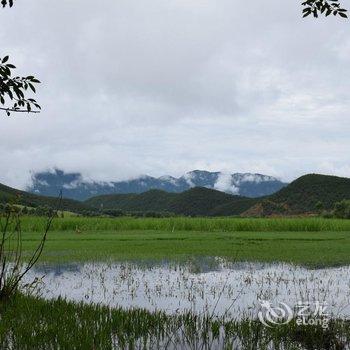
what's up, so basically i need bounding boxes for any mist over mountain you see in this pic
[28,169,287,201]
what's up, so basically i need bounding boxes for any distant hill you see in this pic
[243,174,350,216]
[84,173,350,217]
[28,169,287,200]
[0,183,92,214]
[209,198,260,217]
[85,187,257,216]
[3,173,349,217]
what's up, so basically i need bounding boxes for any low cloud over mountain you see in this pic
[28,169,287,201]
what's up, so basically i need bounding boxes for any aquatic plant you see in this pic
[0,293,349,350]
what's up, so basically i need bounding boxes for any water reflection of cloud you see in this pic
[24,259,350,320]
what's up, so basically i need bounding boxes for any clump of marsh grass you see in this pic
[1,294,349,350]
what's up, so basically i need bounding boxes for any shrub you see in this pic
[333,200,350,219]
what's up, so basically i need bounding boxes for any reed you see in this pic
[1,294,348,350]
[20,216,350,233]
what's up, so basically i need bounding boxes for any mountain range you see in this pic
[1,173,349,217]
[28,169,287,201]
[86,174,350,217]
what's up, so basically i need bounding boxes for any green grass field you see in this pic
[18,216,350,266]
[3,216,350,349]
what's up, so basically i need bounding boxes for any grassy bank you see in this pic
[19,230,350,266]
[21,216,350,233]
[11,216,349,265]
[0,294,348,350]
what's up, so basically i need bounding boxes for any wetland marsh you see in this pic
[3,216,350,349]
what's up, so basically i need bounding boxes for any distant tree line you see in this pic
[0,204,61,217]
[0,203,177,218]
[2,201,349,219]
[317,200,350,219]
[79,208,175,218]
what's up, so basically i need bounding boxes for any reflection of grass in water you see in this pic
[19,228,350,267]
[26,260,349,320]
[1,294,349,349]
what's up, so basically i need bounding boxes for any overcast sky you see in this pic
[1,0,349,189]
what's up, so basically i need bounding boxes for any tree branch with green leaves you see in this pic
[0,56,41,115]
[302,0,348,17]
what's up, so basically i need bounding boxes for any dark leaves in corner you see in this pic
[302,0,348,18]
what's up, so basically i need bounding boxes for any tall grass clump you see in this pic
[1,294,349,350]
[20,216,350,233]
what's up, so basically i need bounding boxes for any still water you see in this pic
[24,258,350,319]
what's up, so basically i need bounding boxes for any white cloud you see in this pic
[214,174,239,194]
[182,172,195,187]
[237,174,276,184]
[0,0,349,189]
